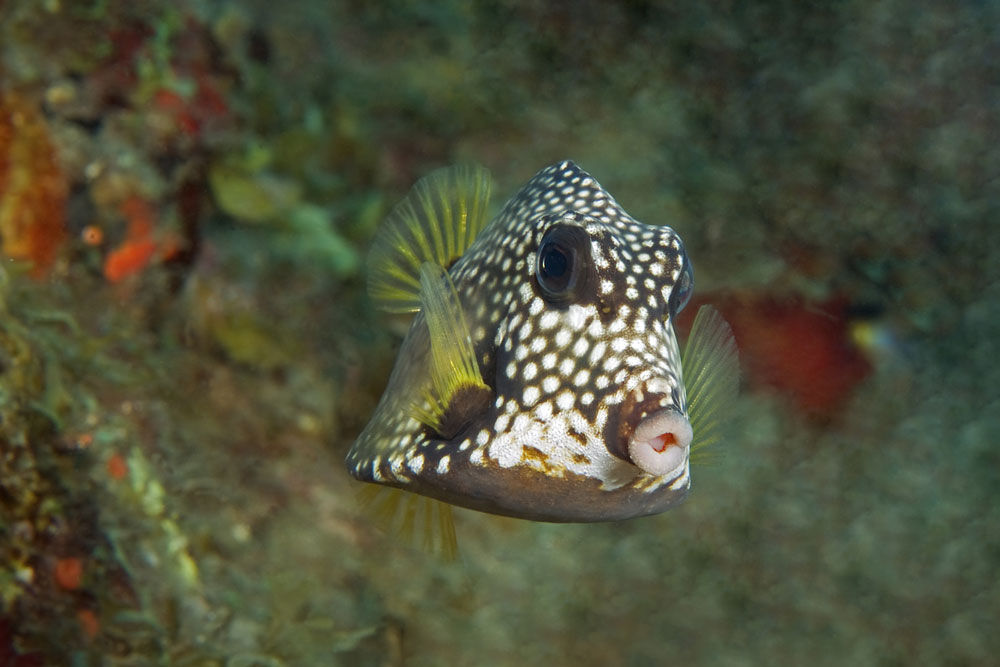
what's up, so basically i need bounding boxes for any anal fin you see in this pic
[356,484,459,560]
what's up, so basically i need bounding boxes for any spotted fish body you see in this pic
[348,161,728,523]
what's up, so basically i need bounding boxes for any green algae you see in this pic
[209,162,303,226]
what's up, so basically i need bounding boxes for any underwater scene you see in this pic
[0,1,997,665]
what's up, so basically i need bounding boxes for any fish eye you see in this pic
[668,258,693,318]
[535,224,590,305]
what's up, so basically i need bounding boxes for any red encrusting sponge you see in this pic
[677,292,871,419]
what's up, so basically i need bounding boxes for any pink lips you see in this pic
[627,408,693,476]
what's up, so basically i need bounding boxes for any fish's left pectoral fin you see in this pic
[411,262,492,439]
[368,165,494,313]
[683,305,740,460]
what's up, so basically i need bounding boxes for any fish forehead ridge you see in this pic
[452,160,687,338]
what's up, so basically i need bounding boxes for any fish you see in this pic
[347,161,738,553]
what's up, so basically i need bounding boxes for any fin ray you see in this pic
[368,165,493,312]
[356,484,459,560]
[682,305,740,458]
[412,263,488,432]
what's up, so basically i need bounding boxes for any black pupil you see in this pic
[541,244,569,283]
[536,223,588,303]
[669,262,693,317]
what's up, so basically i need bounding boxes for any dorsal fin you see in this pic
[682,305,740,462]
[368,165,493,313]
[411,262,490,436]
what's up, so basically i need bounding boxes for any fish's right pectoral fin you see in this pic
[411,262,492,439]
[368,164,494,313]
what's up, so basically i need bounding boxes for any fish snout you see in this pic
[627,407,692,476]
[607,375,692,477]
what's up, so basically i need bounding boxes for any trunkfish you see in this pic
[347,160,738,555]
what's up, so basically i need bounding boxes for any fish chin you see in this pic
[627,407,692,476]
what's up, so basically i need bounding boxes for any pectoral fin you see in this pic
[411,262,491,439]
[682,305,740,461]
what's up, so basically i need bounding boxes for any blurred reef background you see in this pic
[0,0,998,664]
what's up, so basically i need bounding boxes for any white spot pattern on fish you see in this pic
[347,161,737,523]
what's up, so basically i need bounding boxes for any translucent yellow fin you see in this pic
[682,305,740,462]
[368,165,494,313]
[411,262,490,435]
[356,484,459,560]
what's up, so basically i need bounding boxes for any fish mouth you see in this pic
[626,407,692,477]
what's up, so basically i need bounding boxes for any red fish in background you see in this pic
[677,292,872,419]
[103,196,159,283]
[103,195,184,284]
